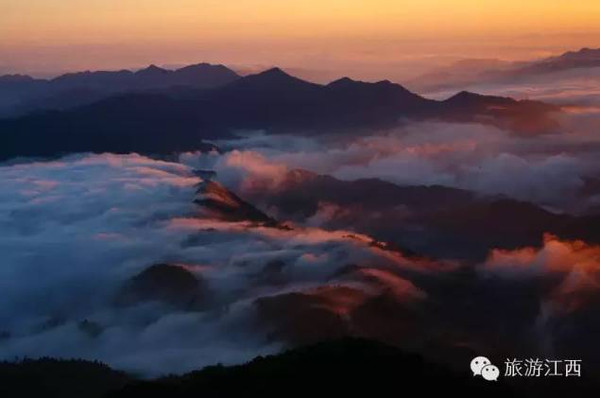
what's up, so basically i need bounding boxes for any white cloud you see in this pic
[0,152,419,375]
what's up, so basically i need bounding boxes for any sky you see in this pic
[1,0,599,80]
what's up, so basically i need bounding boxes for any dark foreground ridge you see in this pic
[2,338,598,398]
[0,358,130,398]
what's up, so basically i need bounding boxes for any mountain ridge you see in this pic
[409,47,600,93]
[0,63,241,117]
[0,66,560,161]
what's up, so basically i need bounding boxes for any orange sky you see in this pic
[1,0,599,79]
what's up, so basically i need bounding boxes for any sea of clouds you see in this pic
[182,117,600,213]
[1,130,599,375]
[1,65,600,375]
[0,152,418,375]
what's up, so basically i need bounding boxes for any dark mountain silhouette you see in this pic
[0,68,559,161]
[246,170,600,261]
[226,67,320,92]
[114,264,207,310]
[0,93,221,160]
[0,63,240,117]
[194,180,278,225]
[0,74,37,84]
[438,91,561,134]
[109,338,521,398]
[4,339,597,397]
[0,358,130,398]
[203,68,433,130]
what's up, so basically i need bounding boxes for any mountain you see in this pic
[198,68,438,130]
[109,338,519,398]
[194,180,278,225]
[0,92,221,160]
[244,170,600,261]
[114,264,207,310]
[438,91,560,133]
[0,358,130,398]
[0,68,559,161]
[0,74,37,84]
[410,48,600,93]
[508,47,600,76]
[4,338,598,397]
[224,67,320,92]
[0,63,240,117]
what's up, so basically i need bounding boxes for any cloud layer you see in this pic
[0,153,423,375]
[182,118,600,212]
[1,68,599,375]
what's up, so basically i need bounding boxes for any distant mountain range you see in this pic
[0,67,560,161]
[508,47,600,76]
[409,47,600,93]
[0,63,240,117]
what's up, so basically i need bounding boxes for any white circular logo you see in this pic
[470,356,491,376]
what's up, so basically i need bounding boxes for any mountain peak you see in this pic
[443,91,527,114]
[135,64,169,76]
[195,180,277,224]
[444,90,507,105]
[562,47,600,60]
[329,77,397,87]
[231,67,321,91]
[579,47,596,53]
[265,67,285,73]
[173,63,240,81]
[245,67,300,83]
[258,67,293,78]
[450,90,482,100]
[327,77,358,87]
[0,74,35,83]
[326,77,418,100]
[176,62,231,72]
[447,90,513,102]
[572,47,599,55]
[519,47,600,74]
